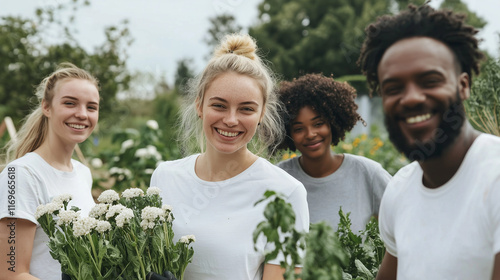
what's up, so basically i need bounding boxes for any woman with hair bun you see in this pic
[150,34,309,280]
[0,63,99,280]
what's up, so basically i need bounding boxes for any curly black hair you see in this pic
[276,73,364,152]
[357,4,484,96]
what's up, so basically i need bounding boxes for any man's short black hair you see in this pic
[357,4,484,95]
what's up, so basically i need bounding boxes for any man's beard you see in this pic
[384,90,466,162]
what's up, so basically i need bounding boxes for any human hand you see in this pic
[147,270,178,280]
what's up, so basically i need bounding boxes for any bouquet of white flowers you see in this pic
[35,187,195,280]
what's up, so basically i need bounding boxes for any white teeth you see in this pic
[217,129,238,137]
[406,113,431,124]
[68,124,86,129]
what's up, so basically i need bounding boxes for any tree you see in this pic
[204,14,242,59]
[439,0,487,30]
[248,0,486,81]
[249,0,397,80]
[0,0,131,127]
[174,58,196,95]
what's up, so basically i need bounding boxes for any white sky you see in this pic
[2,0,499,87]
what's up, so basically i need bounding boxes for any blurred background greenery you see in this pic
[1,0,498,191]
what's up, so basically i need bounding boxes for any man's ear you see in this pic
[458,72,470,100]
[42,99,51,118]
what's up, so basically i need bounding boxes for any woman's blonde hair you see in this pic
[5,62,99,162]
[178,33,284,156]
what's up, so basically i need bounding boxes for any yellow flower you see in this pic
[342,143,353,151]
[353,138,360,148]
[282,153,290,160]
[360,134,367,141]
[290,153,297,159]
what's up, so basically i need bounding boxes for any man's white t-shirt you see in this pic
[0,153,95,280]
[379,134,500,279]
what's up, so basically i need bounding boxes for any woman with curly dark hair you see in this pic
[276,73,391,234]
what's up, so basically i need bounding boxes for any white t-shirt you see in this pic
[379,134,500,279]
[150,154,309,280]
[0,153,95,280]
[278,153,390,233]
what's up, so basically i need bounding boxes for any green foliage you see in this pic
[465,58,500,136]
[333,126,408,175]
[174,58,196,95]
[0,1,131,126]
[337,209,385,279]
[92,120,178,192]
[254,191,349,280]
[249,0,393,80]
[254,192,386,279]
[439,0,487,29]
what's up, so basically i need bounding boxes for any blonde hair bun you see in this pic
[214,33,257,60]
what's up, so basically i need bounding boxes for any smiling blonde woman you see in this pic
[149,34,309,280]
[0,63,99,280]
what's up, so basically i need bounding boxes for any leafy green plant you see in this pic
[92,120,176,192]
[337,209,385,280]
[466,58,500,136]
[254,192,385,280]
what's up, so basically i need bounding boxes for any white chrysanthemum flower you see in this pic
[141,206,165,221]
[166,213,173,223]
[146,145,162,161]
[52,194,72,205]
[73,217,98,237]
[146,187,161,196]
[110,167,122,174]
[56,210,80,226]
[179,234,196,243]
[162,204,173,212]
[146,120,159,130]
[135,148,148,158]
[121,139,134,152]
[140,219,156,230]
[90,158,103,169]
[106,204,126,219]
[36,202,63,219]
[97,190,120,204]
[123,168,132,178]
[35,204,48,219]
[95,220,112,233]
[115,208,134,228]
[89,204,109,219]
[113,156,120,162]
[122,188,144,199]
[144,168,154,175]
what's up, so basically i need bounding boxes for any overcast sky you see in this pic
[2,0,499,86]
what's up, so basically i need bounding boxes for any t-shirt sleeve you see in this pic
[266,183,309,266]
[0,164,41,224]
[369,164,392,216]
[378,181,397,257]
